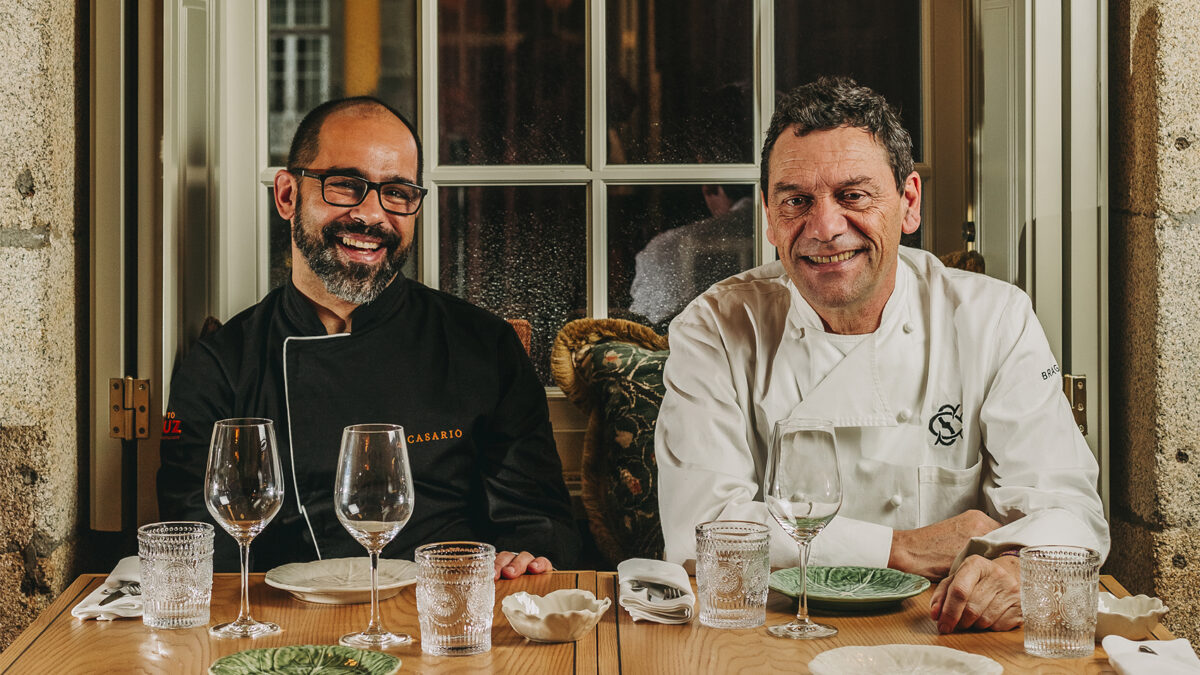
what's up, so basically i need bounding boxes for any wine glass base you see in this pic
[767,620,838,639]
[209,620,281,639]
[339,631,412,649]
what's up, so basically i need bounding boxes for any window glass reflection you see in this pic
[267,0,417,166]
[440,186,588,384]
[438,0,586,165]
[606,0,754,164]
[609,184,756,333]
[774,0,923,162]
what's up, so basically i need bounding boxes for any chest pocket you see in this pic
[917,459,984,526]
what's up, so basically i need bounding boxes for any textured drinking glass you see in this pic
[415,542,496,656]
[335,423,414,648]
[137,521,214,629]
[1020,545,1101,658]
[763,418,842,639]
[696,520,770,629]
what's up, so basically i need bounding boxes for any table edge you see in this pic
[0,575,102,672]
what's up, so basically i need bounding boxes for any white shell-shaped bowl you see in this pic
[1096,591,1168,640]
[501,589,611,643]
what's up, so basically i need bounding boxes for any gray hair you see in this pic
[760,76,913,195]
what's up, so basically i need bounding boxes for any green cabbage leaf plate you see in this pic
[208,645,400,675]
[769,565,930,612]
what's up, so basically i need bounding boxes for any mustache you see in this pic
[321,220,403,250]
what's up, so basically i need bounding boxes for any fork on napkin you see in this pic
[1102,635,1200,674]
[617,558,695,624]
[71,556,142,621]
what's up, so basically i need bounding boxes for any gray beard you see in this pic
[292,209,411,306]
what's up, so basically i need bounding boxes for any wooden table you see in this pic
[0,572,1173,674]
[0,571,602,674]
[591,574,1175,674]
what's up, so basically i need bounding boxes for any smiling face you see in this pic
[274,107,421,308]
[764,125,921,334]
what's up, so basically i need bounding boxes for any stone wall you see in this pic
[0,0,84,647]
[1110,0,1200,643]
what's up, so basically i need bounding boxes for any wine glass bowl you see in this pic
[334,423,414,648]
[205,418,284,639]
[763,418,842,639]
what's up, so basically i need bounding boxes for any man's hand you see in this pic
[494,551,554,580]
[929,553,1021,633]
[888,510,1001,580]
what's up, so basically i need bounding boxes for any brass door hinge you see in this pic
[1062,374,1087,436]
[108,376,150,440]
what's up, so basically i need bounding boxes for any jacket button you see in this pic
[897,408,911,423]
[903,322,914,334]
[889,494,903,508]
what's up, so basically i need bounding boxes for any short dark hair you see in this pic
[287,96,423,184]
[760,76,913,196]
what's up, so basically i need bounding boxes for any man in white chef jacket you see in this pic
[654,76,1109,633]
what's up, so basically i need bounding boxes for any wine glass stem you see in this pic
[366,549,383,633]
[237,540,253,623]
[796,540,811,624]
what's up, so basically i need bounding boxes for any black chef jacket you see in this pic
[157,274,581,572]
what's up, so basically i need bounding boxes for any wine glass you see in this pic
[762,417,842,639]
[205,418,285,638]
[334,423,415,648]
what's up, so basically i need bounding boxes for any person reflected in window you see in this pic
[158,97,581,578]
[629,184,755,331]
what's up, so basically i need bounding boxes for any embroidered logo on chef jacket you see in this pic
[928,404,963,446]
[406,428,464,444]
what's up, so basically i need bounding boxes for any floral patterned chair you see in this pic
[551,318,669,567]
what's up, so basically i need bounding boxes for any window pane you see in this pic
[774,0,923,162]
[268,0,417,166]
[292,0,327,27]
[438,0,586,165]
[265,187,419,291]
[439,186,587,384]
[606,0,754,164]
[609,184,756,332]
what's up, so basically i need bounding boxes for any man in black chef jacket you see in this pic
[158,97,581,577]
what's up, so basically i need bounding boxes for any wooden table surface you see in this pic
[592,574,1175,674]
[0,572,1173,674]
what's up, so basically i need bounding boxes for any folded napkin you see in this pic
[617,558,695,624]
[72,556,141,621]
[1103,635,1200,674]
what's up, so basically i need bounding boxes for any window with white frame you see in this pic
[264,0,936,386]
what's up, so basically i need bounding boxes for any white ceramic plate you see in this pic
[264,557,419,605]
[809,645,1003,675]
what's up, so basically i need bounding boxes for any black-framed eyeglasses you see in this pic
[292,168,428,216]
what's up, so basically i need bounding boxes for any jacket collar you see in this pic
[282,271,411,336]
[784,257,912,335]
[780,261,915,428]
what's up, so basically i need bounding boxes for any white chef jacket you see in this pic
[655,246,1109,572]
